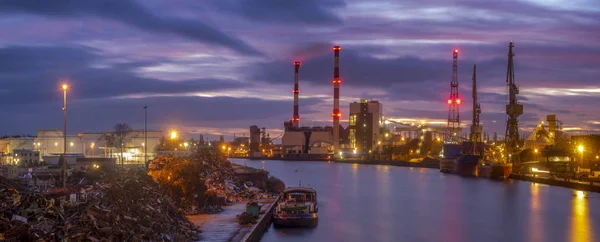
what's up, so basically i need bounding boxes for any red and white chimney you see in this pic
[332,46,341,155]
[293,61,301,127]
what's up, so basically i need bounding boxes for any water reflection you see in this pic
[528,183,544,242]
[230,159,600,242]
[570,190,592,242]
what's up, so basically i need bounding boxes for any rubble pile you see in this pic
[0,171,200,241]
[235,212,256,225]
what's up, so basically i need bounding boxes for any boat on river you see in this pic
[273,187,318,227]
[478,162,512,179]
[455,154,479,176]
[440,144,462,173]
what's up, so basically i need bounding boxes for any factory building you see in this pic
[282,126,333,158]
[348,99,384,154]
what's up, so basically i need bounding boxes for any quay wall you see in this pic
[509,173,600,193]
[241,196,280,242]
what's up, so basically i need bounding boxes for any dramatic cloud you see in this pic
[211,0,346,25]
[0,0,260,55]
[0,0,599,138]
[0,45,249,105]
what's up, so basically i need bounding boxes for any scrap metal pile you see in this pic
[0,172,200,241]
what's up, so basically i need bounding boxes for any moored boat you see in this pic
[440,144,462,173]
[455,154,479,176]
[273,187,318,227]
[478,162,512,179]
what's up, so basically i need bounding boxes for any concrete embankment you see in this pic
[241,196,279,242]
[509,173,600,193]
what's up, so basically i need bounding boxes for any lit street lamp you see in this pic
[61,84,68,188]
[578,145,584,168]
[144,105,147,166]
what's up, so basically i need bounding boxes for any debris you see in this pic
[0,171,199,241]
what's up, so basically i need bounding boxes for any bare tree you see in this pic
[106,123,133,167]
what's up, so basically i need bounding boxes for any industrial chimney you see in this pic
[332,46,341,156]
[293,62,301,127]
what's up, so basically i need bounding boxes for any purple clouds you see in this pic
[0,0,599,139]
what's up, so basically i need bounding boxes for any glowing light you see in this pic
[454,49,459,54]
[184,142,189,147]
[575,190,585,199]
[456,99,461,104]
[447,99,452,104]
[54,142,58,146]
[578,145,584,153]
[222,145,226,150]
[293,61,301,66]
[531,167,549,173]
[70,142,73,147]
[170,131,178,140]
[534,149,539,153]
[353,149,357,154]
[62,84,68,91]
[385,133,389,138]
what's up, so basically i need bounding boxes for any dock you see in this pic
[188,198,278,242]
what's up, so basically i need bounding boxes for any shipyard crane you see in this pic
[505,41,523,162]
[470,64,482,155]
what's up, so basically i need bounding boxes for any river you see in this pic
[231,159,598,242]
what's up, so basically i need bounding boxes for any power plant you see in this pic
[237,42,599,180]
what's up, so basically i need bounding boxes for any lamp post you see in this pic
[62,84,68,188]
[578,145,584,169]
[144,105,147,167]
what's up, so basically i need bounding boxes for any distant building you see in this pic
[348,99,384,154]
[13,149,40,167]
[281,126,333,157]
[250,126,262,158]
[0,136,35,154]
[34,129,162,163]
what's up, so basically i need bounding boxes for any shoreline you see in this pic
[232,158,600,193]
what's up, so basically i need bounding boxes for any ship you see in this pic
[440,143,462,173]
[272,187,318,227]
[455,154,479,176]
[478,162,512,179]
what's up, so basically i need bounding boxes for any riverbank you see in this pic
[509,173,600,193]
[334,158,439,169]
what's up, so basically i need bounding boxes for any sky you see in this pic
[1,0,599,141]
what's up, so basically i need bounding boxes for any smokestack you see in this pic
[332,46,341,156]
[293,62,301,127]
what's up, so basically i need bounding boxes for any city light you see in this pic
[578,145,584,153]
[170,130,178,140]
[184,142,189,148]
[534,148,538,153]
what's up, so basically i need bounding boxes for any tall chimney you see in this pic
[332,46,341,156]
[293,61,301,127]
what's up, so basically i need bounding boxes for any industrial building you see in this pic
[0,129,163,165]
[348,99,384,155]
[282,126,333,158]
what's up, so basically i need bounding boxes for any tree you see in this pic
[106,123,132,167]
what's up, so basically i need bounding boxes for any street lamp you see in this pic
[144,105,147,166]
[578,145,584,168]
[61,84,68,188]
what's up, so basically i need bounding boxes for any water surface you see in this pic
[231,159,598,242]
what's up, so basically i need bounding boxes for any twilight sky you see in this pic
[1,0,599,141]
